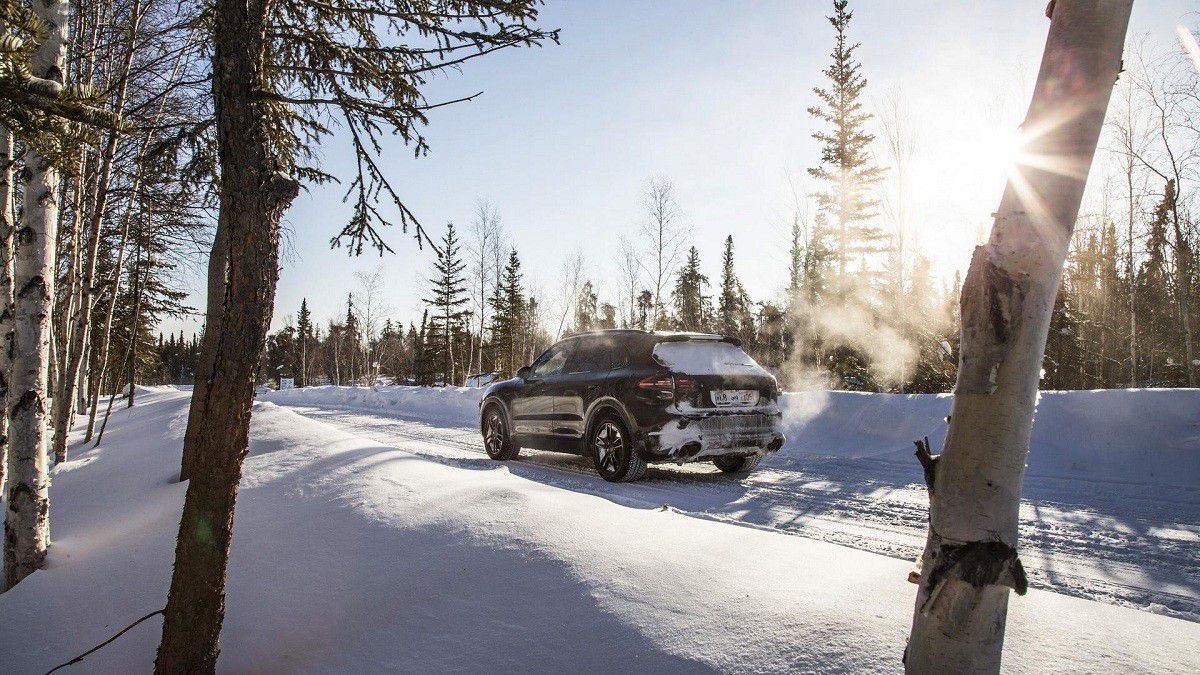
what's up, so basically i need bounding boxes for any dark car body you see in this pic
[480,329,785,467]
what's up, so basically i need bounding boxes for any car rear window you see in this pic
[651,340,761,375]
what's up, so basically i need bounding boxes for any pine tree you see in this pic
[672,246,709,331]
[574,280,598,333]
[807,0,884,283]
[635,290,653,330]
[489,248,525,376]
[414,310,430,386]
[1137,181,1179,385]
[159,5,553,668]
[717,235,750,340]
[424,224,469,385]
[296,299,312,387]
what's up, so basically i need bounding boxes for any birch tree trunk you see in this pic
[83,192,135,442]
[155,0,299,666]
[3,0,68,591]
[51,0,143,462]
[905,1,1132,672]
[0,129,14,498]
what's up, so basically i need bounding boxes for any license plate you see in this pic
[711,389,759,407]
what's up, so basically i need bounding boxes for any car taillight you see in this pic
[673,375,698,399]
[638,373,697,402]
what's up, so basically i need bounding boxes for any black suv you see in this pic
[479,329,785,482]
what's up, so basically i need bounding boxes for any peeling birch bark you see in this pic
[3,0,68,591]
[51,0,144,463]
[905,1,1133,672]
[0,129,14,498]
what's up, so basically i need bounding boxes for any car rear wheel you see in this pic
[713,453,762,475]
[590,415,646,483]
[483,405,520,461]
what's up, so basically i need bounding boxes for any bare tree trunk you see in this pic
[0,130,14,498]
[1123,117,1138,386]
[155,0,299,667]
[83,179,136,442]
[51,0,143,462]
[905,2,1131,672]
[3,0,68,591]
[126,230,145,409]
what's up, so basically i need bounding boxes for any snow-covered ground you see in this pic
[264,384,1200,622]
[0,385,1197,672]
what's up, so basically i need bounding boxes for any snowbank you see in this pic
[2,387,1197,672]
[778,388,1200,487]
[267,384,1200,487]
[264,384,484,427]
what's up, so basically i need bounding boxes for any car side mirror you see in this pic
[517,366,532,380]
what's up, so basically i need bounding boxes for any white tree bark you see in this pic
[3,0,68,590]
[52,0,144,463]
[905,1,1132,672]
[0,129,14,499]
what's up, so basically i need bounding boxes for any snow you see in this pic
[652,339,766,376]
[264,385,1200,622]
[267,384,1200,487]
[0,385,1197,672]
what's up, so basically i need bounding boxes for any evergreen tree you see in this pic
[717,235,751,341]
[414,310,431,386]
[672,246,709,331]
[635,290,653,331]
[574,280,598,333]
[296,299,312,386]
[807,0,884,282]
[489,248,526,376]
[598,303,617,330]
[1137,181,1181,385]
[424,224,470,385]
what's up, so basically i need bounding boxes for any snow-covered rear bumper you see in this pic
[644,408,784,463]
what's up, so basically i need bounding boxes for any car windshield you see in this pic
[651,340,761,376]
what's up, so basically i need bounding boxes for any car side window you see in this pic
[531,343,570,378]
[565,338,597,373]
[567,337,620,374]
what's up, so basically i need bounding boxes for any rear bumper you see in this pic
[640,410,785,463]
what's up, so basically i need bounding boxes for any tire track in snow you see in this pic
[276,402,1200,623]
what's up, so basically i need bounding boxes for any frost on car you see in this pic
[479,329,785,482]
[649,338,785,462]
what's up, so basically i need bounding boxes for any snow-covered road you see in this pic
[277,399,1200,624]
[5,386,1196,673]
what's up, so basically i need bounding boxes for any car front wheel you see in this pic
[483,405,520,461]
[590,416,646,483]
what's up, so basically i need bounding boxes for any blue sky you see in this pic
[164,0,1195,337]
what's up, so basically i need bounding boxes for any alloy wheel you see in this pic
[594,421,624,474]
[485,411,506,458]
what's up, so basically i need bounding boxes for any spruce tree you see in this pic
[296,299,312,386]
[1137,181,1179,384]
[635,290,653,330]
[489,248,525,376]
[424,224,469,385]
[672,246,709,331]
[575,280,598,333]
[807,0,884,283]
[717,235,750,340]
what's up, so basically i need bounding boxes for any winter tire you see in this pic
[482,405,520,460]
[713,453,762,475]
[590,415,646,482]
